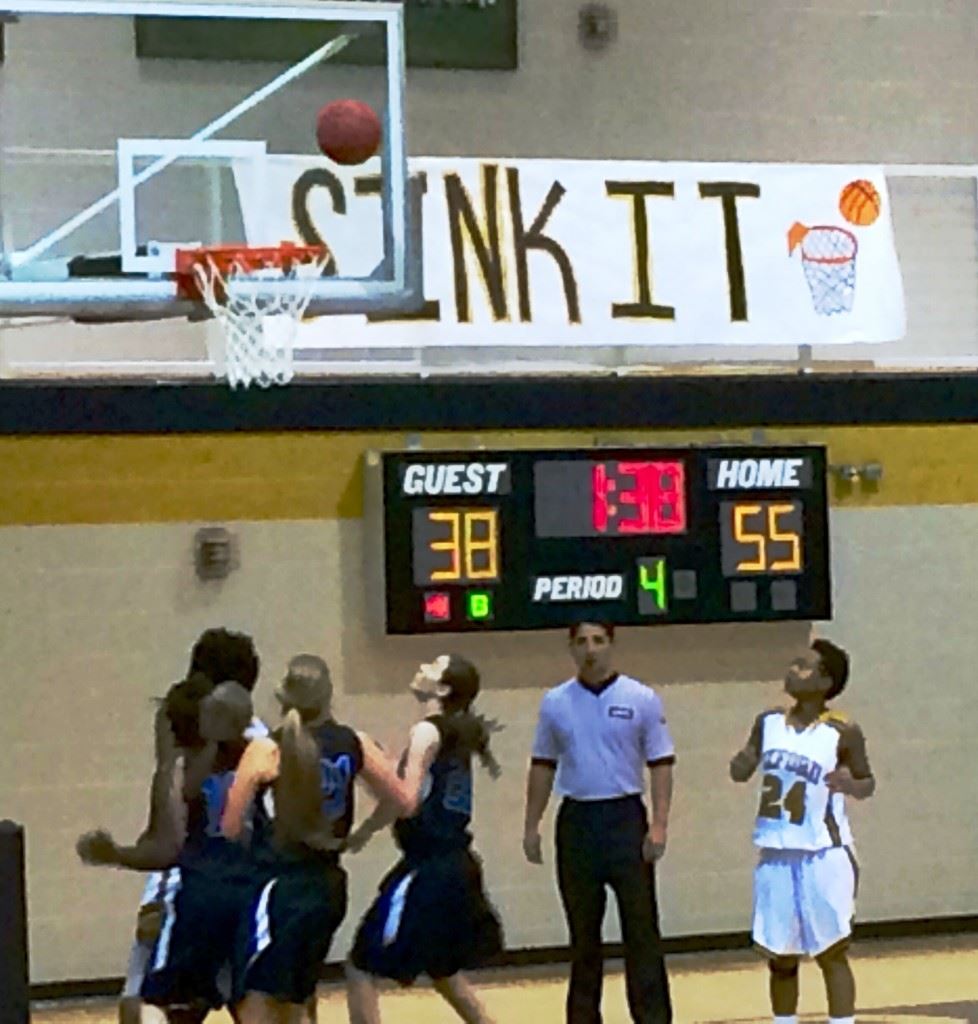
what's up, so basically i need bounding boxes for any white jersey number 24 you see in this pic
[757,774,806,825]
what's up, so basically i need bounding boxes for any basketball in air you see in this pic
[316,99,382,165]
[838,179,881,227]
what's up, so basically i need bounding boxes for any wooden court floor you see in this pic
[33,935,978,1024]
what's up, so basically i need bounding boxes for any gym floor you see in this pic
[32,934,978,1024]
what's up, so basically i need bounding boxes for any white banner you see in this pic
[242,157,907,348]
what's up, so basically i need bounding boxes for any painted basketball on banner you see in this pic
[839,179,882,227]
[316,100,383,166]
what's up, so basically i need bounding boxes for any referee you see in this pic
[523,620,675,1024]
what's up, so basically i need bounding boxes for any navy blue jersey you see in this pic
[180,740,269,872]
[266,718,363,863]
[395,715,474,860]
[311,719,363,842]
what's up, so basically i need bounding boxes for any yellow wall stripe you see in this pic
[0,425,975,526]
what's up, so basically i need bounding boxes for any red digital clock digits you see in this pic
[591,460,687,535]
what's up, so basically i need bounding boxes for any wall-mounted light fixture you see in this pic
[194,526,237,580]
[829,462,883,485]
[579,3,616,51]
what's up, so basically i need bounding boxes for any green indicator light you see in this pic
[467,591,493,620]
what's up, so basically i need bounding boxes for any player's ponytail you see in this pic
[275,709,340,851]
[451,709,504,780]
[438,654,503,779]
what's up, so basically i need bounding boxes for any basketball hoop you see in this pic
[175,242,333,389]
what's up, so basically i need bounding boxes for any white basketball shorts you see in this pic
[752,845,858,958]
[121,872,168,998]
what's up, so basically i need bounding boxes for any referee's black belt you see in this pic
[561,793,643,808]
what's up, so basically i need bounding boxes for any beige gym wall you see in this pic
[3,0,978,986]
[0,425,976,982]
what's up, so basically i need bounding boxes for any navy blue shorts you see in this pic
[141,865,255,1011]
[236,858,347,1005]
[350,850,503,985]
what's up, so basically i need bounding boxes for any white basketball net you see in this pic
[193,254,332,389]
[798,227,858,316]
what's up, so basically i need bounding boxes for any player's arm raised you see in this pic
[729,713,765,782]
[825,721,875,799]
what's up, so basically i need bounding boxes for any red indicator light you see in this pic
[423,592,452,622]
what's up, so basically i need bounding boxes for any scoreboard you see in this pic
[375,445,831,634]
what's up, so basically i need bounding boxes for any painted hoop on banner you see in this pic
[789,223,859,317]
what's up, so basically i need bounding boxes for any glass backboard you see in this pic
[0,0,418,322]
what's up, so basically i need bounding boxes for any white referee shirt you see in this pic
[531,673,675,800]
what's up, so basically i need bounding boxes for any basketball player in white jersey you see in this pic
[729,639,875,1024]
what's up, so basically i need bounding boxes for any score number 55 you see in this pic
[722,500,803,574]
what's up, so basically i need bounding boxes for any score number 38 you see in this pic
[413,508,500,585]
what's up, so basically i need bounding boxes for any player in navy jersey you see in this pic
[345,654,504,1024]
[134,679,267,1024]
[76,628,264,1024]
[221,654,416,1024]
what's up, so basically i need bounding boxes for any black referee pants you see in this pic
[556,795,672,1024]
